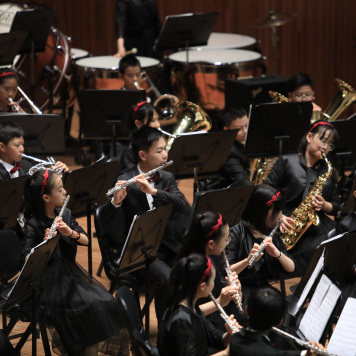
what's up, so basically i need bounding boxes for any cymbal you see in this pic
[251,10,297,28]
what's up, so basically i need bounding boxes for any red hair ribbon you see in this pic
[308,121,333,133]
[266,191,280,207]
[10,162,22,174]
[132,101,147,120]
[0,72,17,78]
[41,169,49,196]
[206,213,223,238]
[199,257,213,284]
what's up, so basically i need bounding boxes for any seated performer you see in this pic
[0,68,25,113]
[208,108,253,189]
[0,330,17,356]
[0,121,68,181]
[119,54,142,91]
[158,253,239,356]
[229,286,326,356]
[101,126,191,324]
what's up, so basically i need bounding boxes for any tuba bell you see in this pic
[166,101,212,151]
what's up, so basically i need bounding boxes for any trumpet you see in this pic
[8,97,20,112]
[47,195,71,240]
[106,160,173,197]
[248,219,283,268]
[222,251,244,314]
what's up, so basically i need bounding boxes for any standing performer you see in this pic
[158,253,239,356]
[0,68,25,113]
[23,169,123,356]
[115,0,161,58]
[266,120,340,276]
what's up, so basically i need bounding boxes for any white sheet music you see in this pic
[327,297,356,356]
[298,274,341,342]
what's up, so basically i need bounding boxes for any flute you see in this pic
[222,251,244,314]
[272,327,336,356]
[209,293,240,333]
[47,195,70,240]
[106,160,173,197]
[248,218,283,269]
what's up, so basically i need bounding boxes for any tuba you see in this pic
[166,101,212,151]
[280,154,333,250]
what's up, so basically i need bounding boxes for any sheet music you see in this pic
[296,250,325,311]
[299,274,341,342]
[327,297,356,356]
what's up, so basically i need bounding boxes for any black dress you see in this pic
[266,153,340,276]
[23,208,122,355]
[158,305,224,356]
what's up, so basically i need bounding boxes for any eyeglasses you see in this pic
[312,134,335,151]
[292,91,314,99]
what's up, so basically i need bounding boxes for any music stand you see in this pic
[154,12,218,60]
[3,236,60,356]
[115,205,172,334]
[166,130,239,197]
[244,102,312,159]
[0,176,27,230]
[62,161,119,274]
[0,32,27,65]
[79,89,146,156]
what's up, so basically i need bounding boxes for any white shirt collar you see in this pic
[0,159,19,177]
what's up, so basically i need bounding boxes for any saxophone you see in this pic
[280,154,333,250]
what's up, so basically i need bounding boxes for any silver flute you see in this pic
[248,218,283,269]
[222,251,244,314]
[209,293,240,333]
[272,327,336,356]
[106,160,173,197]
[47,195,70,240]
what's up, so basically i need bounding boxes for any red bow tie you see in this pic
[10,162,22,174]
[147,173,158,183]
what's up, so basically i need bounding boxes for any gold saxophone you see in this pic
[280,154,333,250]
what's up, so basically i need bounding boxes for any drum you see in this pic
[75,55,160,90]
[169,49,263,110]
[70,48,90,61]
[190,32,257,50]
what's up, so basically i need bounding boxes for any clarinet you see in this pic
[106,160,173,197]
[272,327,336,356]
[47,195,70,240]
[209,293,240,333]
[222,251,244,314]
[248,218,283,269]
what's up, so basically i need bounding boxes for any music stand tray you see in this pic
[244,102,312,158]
[154,12,218,51]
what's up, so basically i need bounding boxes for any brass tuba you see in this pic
[166,101,212,151]
[280,154,333,250]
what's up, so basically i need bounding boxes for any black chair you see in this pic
[116,286,159,356]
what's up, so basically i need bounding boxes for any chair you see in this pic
[116,286,159,356]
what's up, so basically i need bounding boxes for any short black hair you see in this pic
[247,286,286,330]
[129,101,156,130]
[130,126,165,158]
[0,121,24,145]
[119,54,141,75]
[220,107,247,128]
[288,73,314,93]
[0,67,19,86]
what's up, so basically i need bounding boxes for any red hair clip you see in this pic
[206,213,223,237]
[132,101,147,121]
[41,169,49,196]
[0,71,17,78]
[266,191,280,207]
[199,257,213,284]
[308,121,333,133]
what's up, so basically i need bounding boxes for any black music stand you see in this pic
[79,89,146,156]
[0,176,27,230]
[0,31,27,66]
[3,235,60,356]
[0,114,65,155]
[244,102,312,159]
[166,130,239,197]
[154,12,218,58]
[115,205,172,334]
[62,161,119,275]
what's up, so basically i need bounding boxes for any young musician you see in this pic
[0,68,25,113]
[119,54,142,90]
[158,253,239,356]
[224,184,295,324]
[229,286,326,356]
[101,126,191,324]
[23,169,123,356]
[0,121,68,181]
[266,120,340,276]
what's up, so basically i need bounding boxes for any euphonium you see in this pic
[166,101,212,151]
[280,154,333,250]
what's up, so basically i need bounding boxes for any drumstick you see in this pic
[126,48,138,55]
